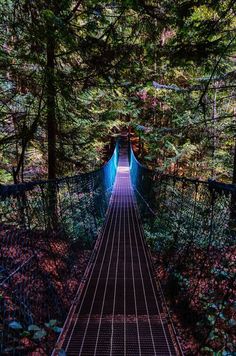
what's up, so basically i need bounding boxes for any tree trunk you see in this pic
[230,108,236,227]
[211,87,217,178]
[46,21,58,229]
[46,30,57,180]
[233,152,236,186]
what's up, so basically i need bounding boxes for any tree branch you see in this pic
[65,0,83,23]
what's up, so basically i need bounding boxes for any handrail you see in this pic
[129,143,236,193]
[0,255,34,286]
[0,141,119,197]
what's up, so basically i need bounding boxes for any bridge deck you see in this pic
[54,143,178,355]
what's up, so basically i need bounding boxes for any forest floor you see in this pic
[151,252,199,355]
[152,247,236,356]
[27,248,91,355]
[0,226,92,355]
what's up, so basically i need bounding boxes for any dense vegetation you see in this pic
[0,0,235,355]
[0,0,235,184]
[131,159,236,354]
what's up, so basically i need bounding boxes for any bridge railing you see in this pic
[0,142,119,354]
[129,144,236,354]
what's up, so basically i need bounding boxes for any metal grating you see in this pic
[53,142,179,356]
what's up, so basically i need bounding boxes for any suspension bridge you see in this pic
[0,134,235,355]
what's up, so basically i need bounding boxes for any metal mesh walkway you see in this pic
[53,142,178,355]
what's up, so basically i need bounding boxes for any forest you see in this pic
[0,0,235,184]
[0,0,235,355]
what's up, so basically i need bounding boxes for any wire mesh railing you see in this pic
[0,142,119,355]
[129,144,236,355]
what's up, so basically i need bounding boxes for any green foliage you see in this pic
[141,176,236,354]
[0,0,235,183]
[4,318,63,353]
[0,2,235,355]
[9,321,23,330]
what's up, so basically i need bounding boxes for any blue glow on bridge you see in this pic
[129,144,139,190]
[103,141,119,194]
